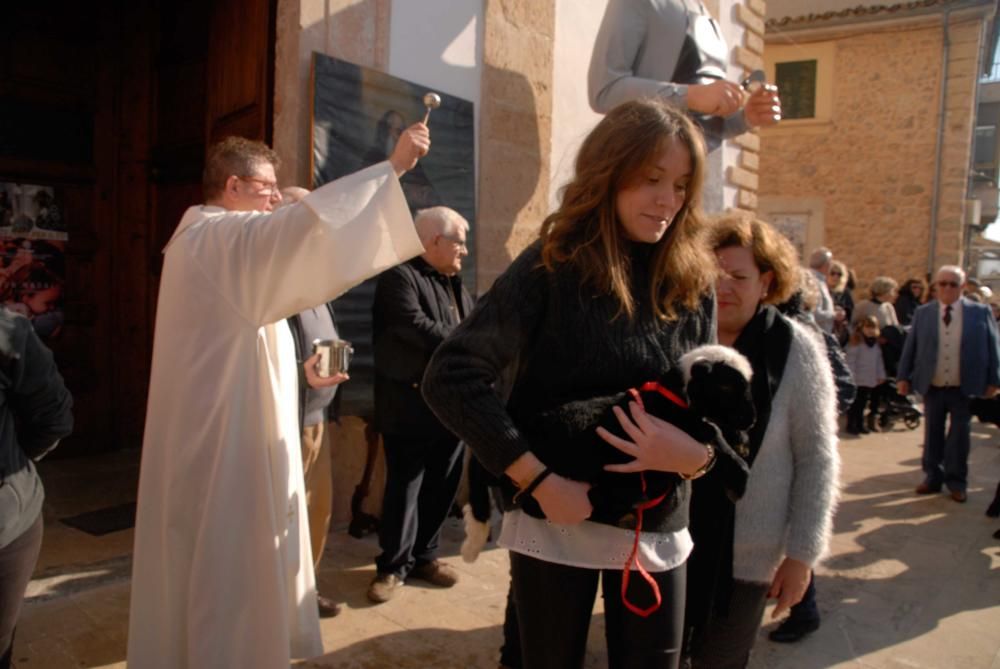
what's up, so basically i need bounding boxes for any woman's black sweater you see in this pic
[422,240,721,534]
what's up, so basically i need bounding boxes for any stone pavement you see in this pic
[10,418,1000,668]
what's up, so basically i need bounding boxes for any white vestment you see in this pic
[126,162,422,668]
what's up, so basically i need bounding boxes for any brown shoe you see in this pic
[915,482,941,495]
[950,490,968,503]
[367,573,403,603]
[410,560,459,588]
[317,594,343,618]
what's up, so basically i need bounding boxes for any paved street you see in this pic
[11,418,1000,668]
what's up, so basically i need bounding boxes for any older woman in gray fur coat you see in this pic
[606,213,840,669]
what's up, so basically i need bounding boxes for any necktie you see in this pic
[944,305,952,327]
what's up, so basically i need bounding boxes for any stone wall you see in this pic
[759,14,984,287]
[477,0,555,291]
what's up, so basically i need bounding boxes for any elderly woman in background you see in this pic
[679,213,840,668]
[852,276,900,330]
[894,278,926,327]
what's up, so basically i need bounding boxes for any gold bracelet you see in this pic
[679,442,716,480]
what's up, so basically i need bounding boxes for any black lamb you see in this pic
[515,344,755,528]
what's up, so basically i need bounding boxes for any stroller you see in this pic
[872,325,922,431]
[873,379,922,431]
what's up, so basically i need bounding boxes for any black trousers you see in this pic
[685,579,769,669]
[0,511,43,669]
[847,386,878,431]
[375,430,464,578]
[510,551,685,669]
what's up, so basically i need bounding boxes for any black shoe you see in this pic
[769,617,820,643]
[994,528,1000,540]
[317,594,343,618]
[986,498,1000,518]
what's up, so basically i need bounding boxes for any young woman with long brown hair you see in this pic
[422,100,746,669]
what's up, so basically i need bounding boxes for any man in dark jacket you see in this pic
[0,308,73,668]
[367,206,474,603]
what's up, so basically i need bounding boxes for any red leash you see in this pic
[619,383,687,617]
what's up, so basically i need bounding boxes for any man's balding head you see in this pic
[416,207,469,276]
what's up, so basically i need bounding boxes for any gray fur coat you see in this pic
[733,319,841,584]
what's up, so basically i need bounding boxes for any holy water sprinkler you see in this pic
[422,92,441,124]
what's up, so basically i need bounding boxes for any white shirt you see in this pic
[499,509,693,573]
[933,300,963,387]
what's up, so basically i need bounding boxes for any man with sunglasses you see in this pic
[898,266,1000,504]
[128,126,429,669]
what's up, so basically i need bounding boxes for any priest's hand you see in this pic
[303,352,349,389]
[389,122,431,177]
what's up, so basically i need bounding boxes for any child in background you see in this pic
[845,315,886,435]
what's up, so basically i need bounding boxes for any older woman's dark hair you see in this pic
[706,212,801,306]
[540,99,713,321]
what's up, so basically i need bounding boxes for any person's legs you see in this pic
[300,422,334,569]
[921,388,948,489]
[847,388,867,433]
[986,479,1000,517]
[510,552,599,669]
[865,385,882,432]
[602,563,686,669]
[943,390,972,494]
[688,580,769,669]
[0,512,44,669]
[302,421,340,616]
[412,432,464,567]
[375,433,427,578]
[499,575,522,669]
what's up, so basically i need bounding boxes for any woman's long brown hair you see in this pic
[539,99,713,321]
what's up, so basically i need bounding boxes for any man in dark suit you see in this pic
[897,265,1000,503]
[368,206,474,603]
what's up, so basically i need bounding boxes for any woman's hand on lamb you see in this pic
[597,401,711,475]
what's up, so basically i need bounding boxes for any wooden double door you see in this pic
[0,0,275,455]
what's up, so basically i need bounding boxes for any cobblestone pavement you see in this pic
[11,419,1000,668]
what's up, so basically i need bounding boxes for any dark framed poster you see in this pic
[0,182,67,340]
[311,53,476,416]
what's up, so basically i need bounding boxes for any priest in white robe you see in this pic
[127,127,429,668]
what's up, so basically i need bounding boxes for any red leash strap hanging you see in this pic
[620,472,667,617]
[619,382,687,617]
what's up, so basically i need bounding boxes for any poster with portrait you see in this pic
[311,53,475,416]
[0,182,67,340]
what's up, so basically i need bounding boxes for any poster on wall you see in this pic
[312,53,475,417]
[0,182,67,340]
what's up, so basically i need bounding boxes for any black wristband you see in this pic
[513,467,553,503]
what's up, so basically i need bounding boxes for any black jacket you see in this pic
[372,257,473,434]
[422,241,736,534]
[0,309,73,549]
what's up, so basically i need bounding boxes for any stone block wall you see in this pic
[759,14,984,287]
[730,0,766,213]
[477,0,555,291]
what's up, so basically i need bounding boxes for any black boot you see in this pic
[769,616,820,643]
